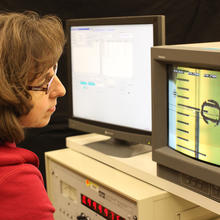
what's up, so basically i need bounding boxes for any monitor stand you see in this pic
[85,137,152,158]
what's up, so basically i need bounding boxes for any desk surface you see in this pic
[66,134,220,215]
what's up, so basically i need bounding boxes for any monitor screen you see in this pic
[71,24,152,131]
[66,15,165,146]
[168,65,220,166]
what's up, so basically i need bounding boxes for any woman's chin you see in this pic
[21,117,51,128]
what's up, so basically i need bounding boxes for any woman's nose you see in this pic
[49,75,66,98]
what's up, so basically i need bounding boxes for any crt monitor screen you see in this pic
[66,15,165,145]
[169,65,220,166]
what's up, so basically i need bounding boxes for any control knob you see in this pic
[77,213,90,220]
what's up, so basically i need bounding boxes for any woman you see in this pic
[0,11,66,219]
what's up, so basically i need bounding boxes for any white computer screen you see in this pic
[70,24,153,132]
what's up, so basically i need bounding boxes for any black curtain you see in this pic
[1,0,220,182]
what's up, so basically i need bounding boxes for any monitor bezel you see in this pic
[66,15,165,145]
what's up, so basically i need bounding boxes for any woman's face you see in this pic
[19,64,66,127]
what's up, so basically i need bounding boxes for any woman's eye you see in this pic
[38,75,52,86]
[37,79,47,87]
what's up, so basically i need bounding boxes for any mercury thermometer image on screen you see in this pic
[168,66,220,166]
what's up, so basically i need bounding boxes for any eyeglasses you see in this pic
[27,63,58,94]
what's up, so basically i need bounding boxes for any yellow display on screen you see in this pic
[168,66,220,166]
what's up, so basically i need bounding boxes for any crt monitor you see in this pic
[151,42,220,202]
[66,15,165,154]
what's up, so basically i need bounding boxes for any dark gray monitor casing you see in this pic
[66,15,165,146]
[151,42,220,201]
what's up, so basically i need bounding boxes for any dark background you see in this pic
[2,0,220,182]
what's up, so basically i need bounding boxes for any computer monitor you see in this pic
[151,42,220,202]
[66,15,165,155]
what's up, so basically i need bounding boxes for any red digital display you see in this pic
[81,194,125,220]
